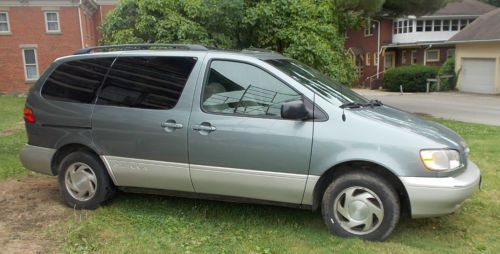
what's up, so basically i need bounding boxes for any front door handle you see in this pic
[192,123,216,132]
[161,120,183,132]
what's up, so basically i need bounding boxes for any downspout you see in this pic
[78,1,84,48]
[374,20,381,79]
[423,44,432,66]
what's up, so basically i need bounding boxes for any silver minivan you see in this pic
[20,44,480,241]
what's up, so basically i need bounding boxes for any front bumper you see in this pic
[400,160,481,218]
[19,144,56,176]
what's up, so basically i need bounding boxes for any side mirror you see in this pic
[281,99,312,120]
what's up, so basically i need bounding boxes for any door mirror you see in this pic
[281,99,312,120]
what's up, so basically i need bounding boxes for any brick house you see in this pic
[345,0,496,89]
[0,0,117,94]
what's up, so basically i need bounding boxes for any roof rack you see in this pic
[73,43,209,55]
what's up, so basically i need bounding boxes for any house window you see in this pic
[434,20,442,31]
[411,50,417,64]
[45,11,60,32]
[447,49,455,58]
[398,21,403,33]
[365,53,371,66]
[425,20,432,31]
[393,21,397,34]
[401,50,407,64]
[460,19,467,30]
[373,52,378,66]
[384,52,395,70]
[22,48,39,81]
[451,20,458,31]
[416,20,423,32]
[443,20,450,31]
[0,12,9,32]
[426,49,440,63]
[364,20,373,36]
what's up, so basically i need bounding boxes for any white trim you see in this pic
[21,48,39,81]
[426,49,440,62]
[450,38,500,44]
[44,11,61,33]
[78,7,84,48]
[0,11,10,33]
[411,50,417,64]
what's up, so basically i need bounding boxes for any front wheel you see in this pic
[321,171,400,241]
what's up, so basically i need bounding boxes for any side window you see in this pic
[42,58,114,103]
[202,60,301,117]
[96,57,197,110]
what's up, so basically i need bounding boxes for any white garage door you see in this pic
[461,58,496,94]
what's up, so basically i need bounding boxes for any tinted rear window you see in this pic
[42,58,114,103]
[96,56,197,110]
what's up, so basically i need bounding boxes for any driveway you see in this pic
[354,89,500,126]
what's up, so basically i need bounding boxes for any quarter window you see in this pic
[45,12,60,32]
[42,58,114,103]
[0,12,9,32]
[22,49,39,81]
[97,57,197,110]
[202,61,301,117]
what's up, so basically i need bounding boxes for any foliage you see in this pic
[438,57,456,91]
[480,0,500,7]
[0,96,27,180]
[99,0,357,86]
[384,65,439,92]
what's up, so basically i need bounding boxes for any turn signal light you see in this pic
[23,107,35,123]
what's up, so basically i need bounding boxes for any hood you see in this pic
[349,105,466,151]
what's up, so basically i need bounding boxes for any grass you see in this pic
[0,95,498,253]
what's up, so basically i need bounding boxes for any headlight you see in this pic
[420,149,461,171]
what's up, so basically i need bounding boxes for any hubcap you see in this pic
[64,162,97,202]
[333,186,384,235]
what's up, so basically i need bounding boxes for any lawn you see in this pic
[0,95,499,253]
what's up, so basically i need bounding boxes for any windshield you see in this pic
[265,59,368,104]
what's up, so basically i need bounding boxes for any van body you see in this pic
[20,45,480,241]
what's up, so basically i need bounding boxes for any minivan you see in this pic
[20,44,480,241]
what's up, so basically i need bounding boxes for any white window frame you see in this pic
[44,11,61,33]
[447,48,455,59]
[373,52,378,66]
[411,50,417,65]
[384,51,395,70]
[426,49,440,63]
[22,48,39,81]
[401,50,407,64]
[364,20,373,37]
[365,52,371,66]
[0,11,10,33]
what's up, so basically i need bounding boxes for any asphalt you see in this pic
[353,89,500,126]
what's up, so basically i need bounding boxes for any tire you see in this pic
[58,151,116,209]
[321,171,400,241]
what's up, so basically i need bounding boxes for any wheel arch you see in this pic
[51,143,101,176]
[311,160,411,218]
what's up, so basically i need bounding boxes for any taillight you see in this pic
[23,107,35,123]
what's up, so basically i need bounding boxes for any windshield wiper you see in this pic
[339,102,363,109]
[364,99,383,107]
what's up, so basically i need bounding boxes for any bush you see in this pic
[383,65,439,92]
[438,57,456,91]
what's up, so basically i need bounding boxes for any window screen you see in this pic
[96,57,197,110]
[42,58,114,103]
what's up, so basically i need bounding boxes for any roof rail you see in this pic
[73,43,209,55]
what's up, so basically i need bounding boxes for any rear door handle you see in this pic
[161,120,183,132]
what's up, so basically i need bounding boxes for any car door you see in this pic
[188,57,314,204]
[92,53,204,192]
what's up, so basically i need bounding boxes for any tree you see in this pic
[480,0,500,6]
[100,0,357,86]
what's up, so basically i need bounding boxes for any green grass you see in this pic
[0,95,28,179]
[0,95,498,253]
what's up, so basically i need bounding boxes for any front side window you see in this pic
[22,49,38,81]
[45,12,60,32]
[202,60,301,117]
[97,57,197,110]
[0,12,9,32]
[42,58,114,103]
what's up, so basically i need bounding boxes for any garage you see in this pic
[449,8,500,95]
[460,58,496,94]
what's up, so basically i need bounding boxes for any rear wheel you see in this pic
[321,171,400,241]
[58,151,115,209]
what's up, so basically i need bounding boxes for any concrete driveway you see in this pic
[354,89,500,126]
